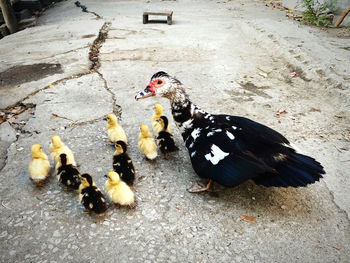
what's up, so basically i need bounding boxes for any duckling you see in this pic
[79,173,107,214]
[152,103,171,137]
[56,153,81,190]
[113,140,135,186]
[138,124,157,160]
[156,116,179,159]
[28,144,51,186]
[104,171,135,208]
[105,113,127,144]
[49,135,76,167]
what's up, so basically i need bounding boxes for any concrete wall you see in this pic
[283,0,350,14]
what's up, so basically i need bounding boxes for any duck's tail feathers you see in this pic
[253,153,325,187]
[146,152,158,160]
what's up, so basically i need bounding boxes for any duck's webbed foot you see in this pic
[187,179,212,193]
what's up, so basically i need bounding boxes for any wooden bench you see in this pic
[143,11,173,25]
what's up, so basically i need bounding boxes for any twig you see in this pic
[1,201,12,210]
[52,113,75,122]
[257,67,278,75]
[334,6,350,28]
[324,136,342,152]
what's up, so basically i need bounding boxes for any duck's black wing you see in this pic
[186,115,324,187]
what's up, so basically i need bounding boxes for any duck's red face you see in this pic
[135,72,171,101]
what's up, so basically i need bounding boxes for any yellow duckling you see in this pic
[138,124,157,160]
[28,144,51,186]
[152,103,171,137]
[105,113,127,144]
[49,135,76,168]
[104,171,135,208]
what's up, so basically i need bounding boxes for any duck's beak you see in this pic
[135,85,155,101]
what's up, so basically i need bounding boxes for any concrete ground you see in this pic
[0,0,349,262]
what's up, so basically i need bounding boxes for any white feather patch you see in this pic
[207,132,214,137]
[232,126,237,130]
[226,131,235,140]
[191,128,201,141]
[204,144,229,165]
[191,151,196,157]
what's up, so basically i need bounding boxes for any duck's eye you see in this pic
[157,80,163,85]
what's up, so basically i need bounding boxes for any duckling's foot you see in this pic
[115,204,121,209]
[128,202,137,209]
[163,153,169,160]
[187,180,212,193]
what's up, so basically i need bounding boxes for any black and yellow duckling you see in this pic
[79,173,107,214]
[152,103,171,137]
[156,116,179,159]
[113,140,135,186]
[56,153,81,190]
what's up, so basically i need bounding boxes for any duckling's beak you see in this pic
[104,174,108,178]
[135,85,155,101]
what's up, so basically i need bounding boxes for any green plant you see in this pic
[300,0,337,27]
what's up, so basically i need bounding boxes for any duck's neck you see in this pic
[169,87,207,139]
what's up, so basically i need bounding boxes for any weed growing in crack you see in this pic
[300,0,337,27]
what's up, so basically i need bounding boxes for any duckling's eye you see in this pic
[157,80,163,85]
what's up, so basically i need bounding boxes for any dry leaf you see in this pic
[276,108,287,117]
[333,245,341,251]
[259,72,268,78]
[7,117,16,124]
[240,215,257,223]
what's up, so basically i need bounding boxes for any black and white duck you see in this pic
[135,71,325,192]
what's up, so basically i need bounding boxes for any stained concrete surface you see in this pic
[0,1,349,262]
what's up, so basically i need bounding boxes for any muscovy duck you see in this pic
[135,71,325,192]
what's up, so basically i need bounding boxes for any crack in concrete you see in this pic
[87,21,123,120]
[0,72,90,113]
[1,20,119,172]
[74,1,102,20]
[89,22,111,71]
[322,180,350,222]
[96,70,122,120]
